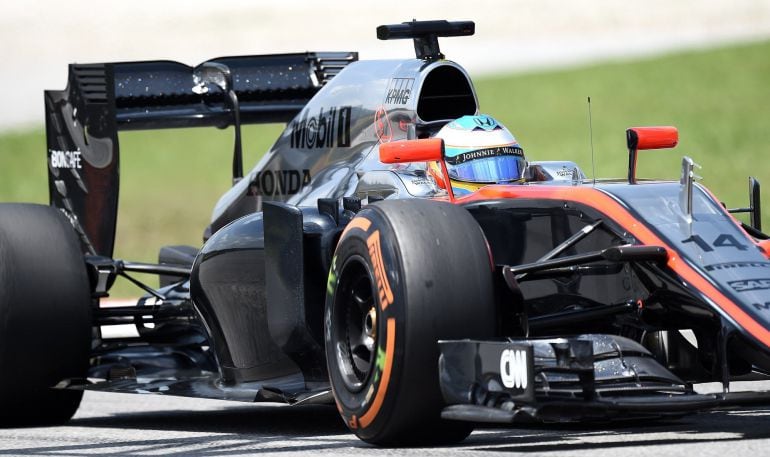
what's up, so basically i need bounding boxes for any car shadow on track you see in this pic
[463,407,770,453]
[5,405,770,455]
[0,404,356,456]
[71,403,348,436]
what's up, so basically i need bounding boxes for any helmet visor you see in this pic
[445,145,526,183]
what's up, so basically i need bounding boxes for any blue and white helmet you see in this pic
[435,114,527,184]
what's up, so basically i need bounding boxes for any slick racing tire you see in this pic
[325,199,496,446]
[0,204,92,426]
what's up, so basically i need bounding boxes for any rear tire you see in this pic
[0,204,92,426]
[325,199,496,446]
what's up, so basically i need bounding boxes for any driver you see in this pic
[427,114,527,196]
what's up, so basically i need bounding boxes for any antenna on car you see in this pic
[587,96,597,186]
[376,20,475,61]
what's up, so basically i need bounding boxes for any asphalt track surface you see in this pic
[3,383,770,456]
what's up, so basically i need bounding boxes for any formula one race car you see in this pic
[4,19,770,446]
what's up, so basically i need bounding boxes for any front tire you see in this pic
[325,199,496,446]
[0,204,92,426]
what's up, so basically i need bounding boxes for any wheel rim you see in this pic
[332,256,378,392]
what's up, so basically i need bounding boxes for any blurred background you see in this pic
[1,0,769,297]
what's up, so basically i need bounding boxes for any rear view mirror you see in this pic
[626,126,679,151]
[379,138,444,163]
[626,126,678,184]
[379,138,457,201]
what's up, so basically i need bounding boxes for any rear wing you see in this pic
[45,52,357,257]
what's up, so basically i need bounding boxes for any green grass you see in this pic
[2,40,769,297]
[476,41,770,197]
[0,125,283,297]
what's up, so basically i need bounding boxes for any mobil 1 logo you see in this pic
[290,106,352,149]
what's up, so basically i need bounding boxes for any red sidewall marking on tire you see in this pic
[341,217,372,239]
[359,317,395,428]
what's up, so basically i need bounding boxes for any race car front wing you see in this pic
[438,334,770,423]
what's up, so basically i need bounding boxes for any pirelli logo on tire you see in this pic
[367,230,394,310]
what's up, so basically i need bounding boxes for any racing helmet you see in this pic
[428,114,527,195]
